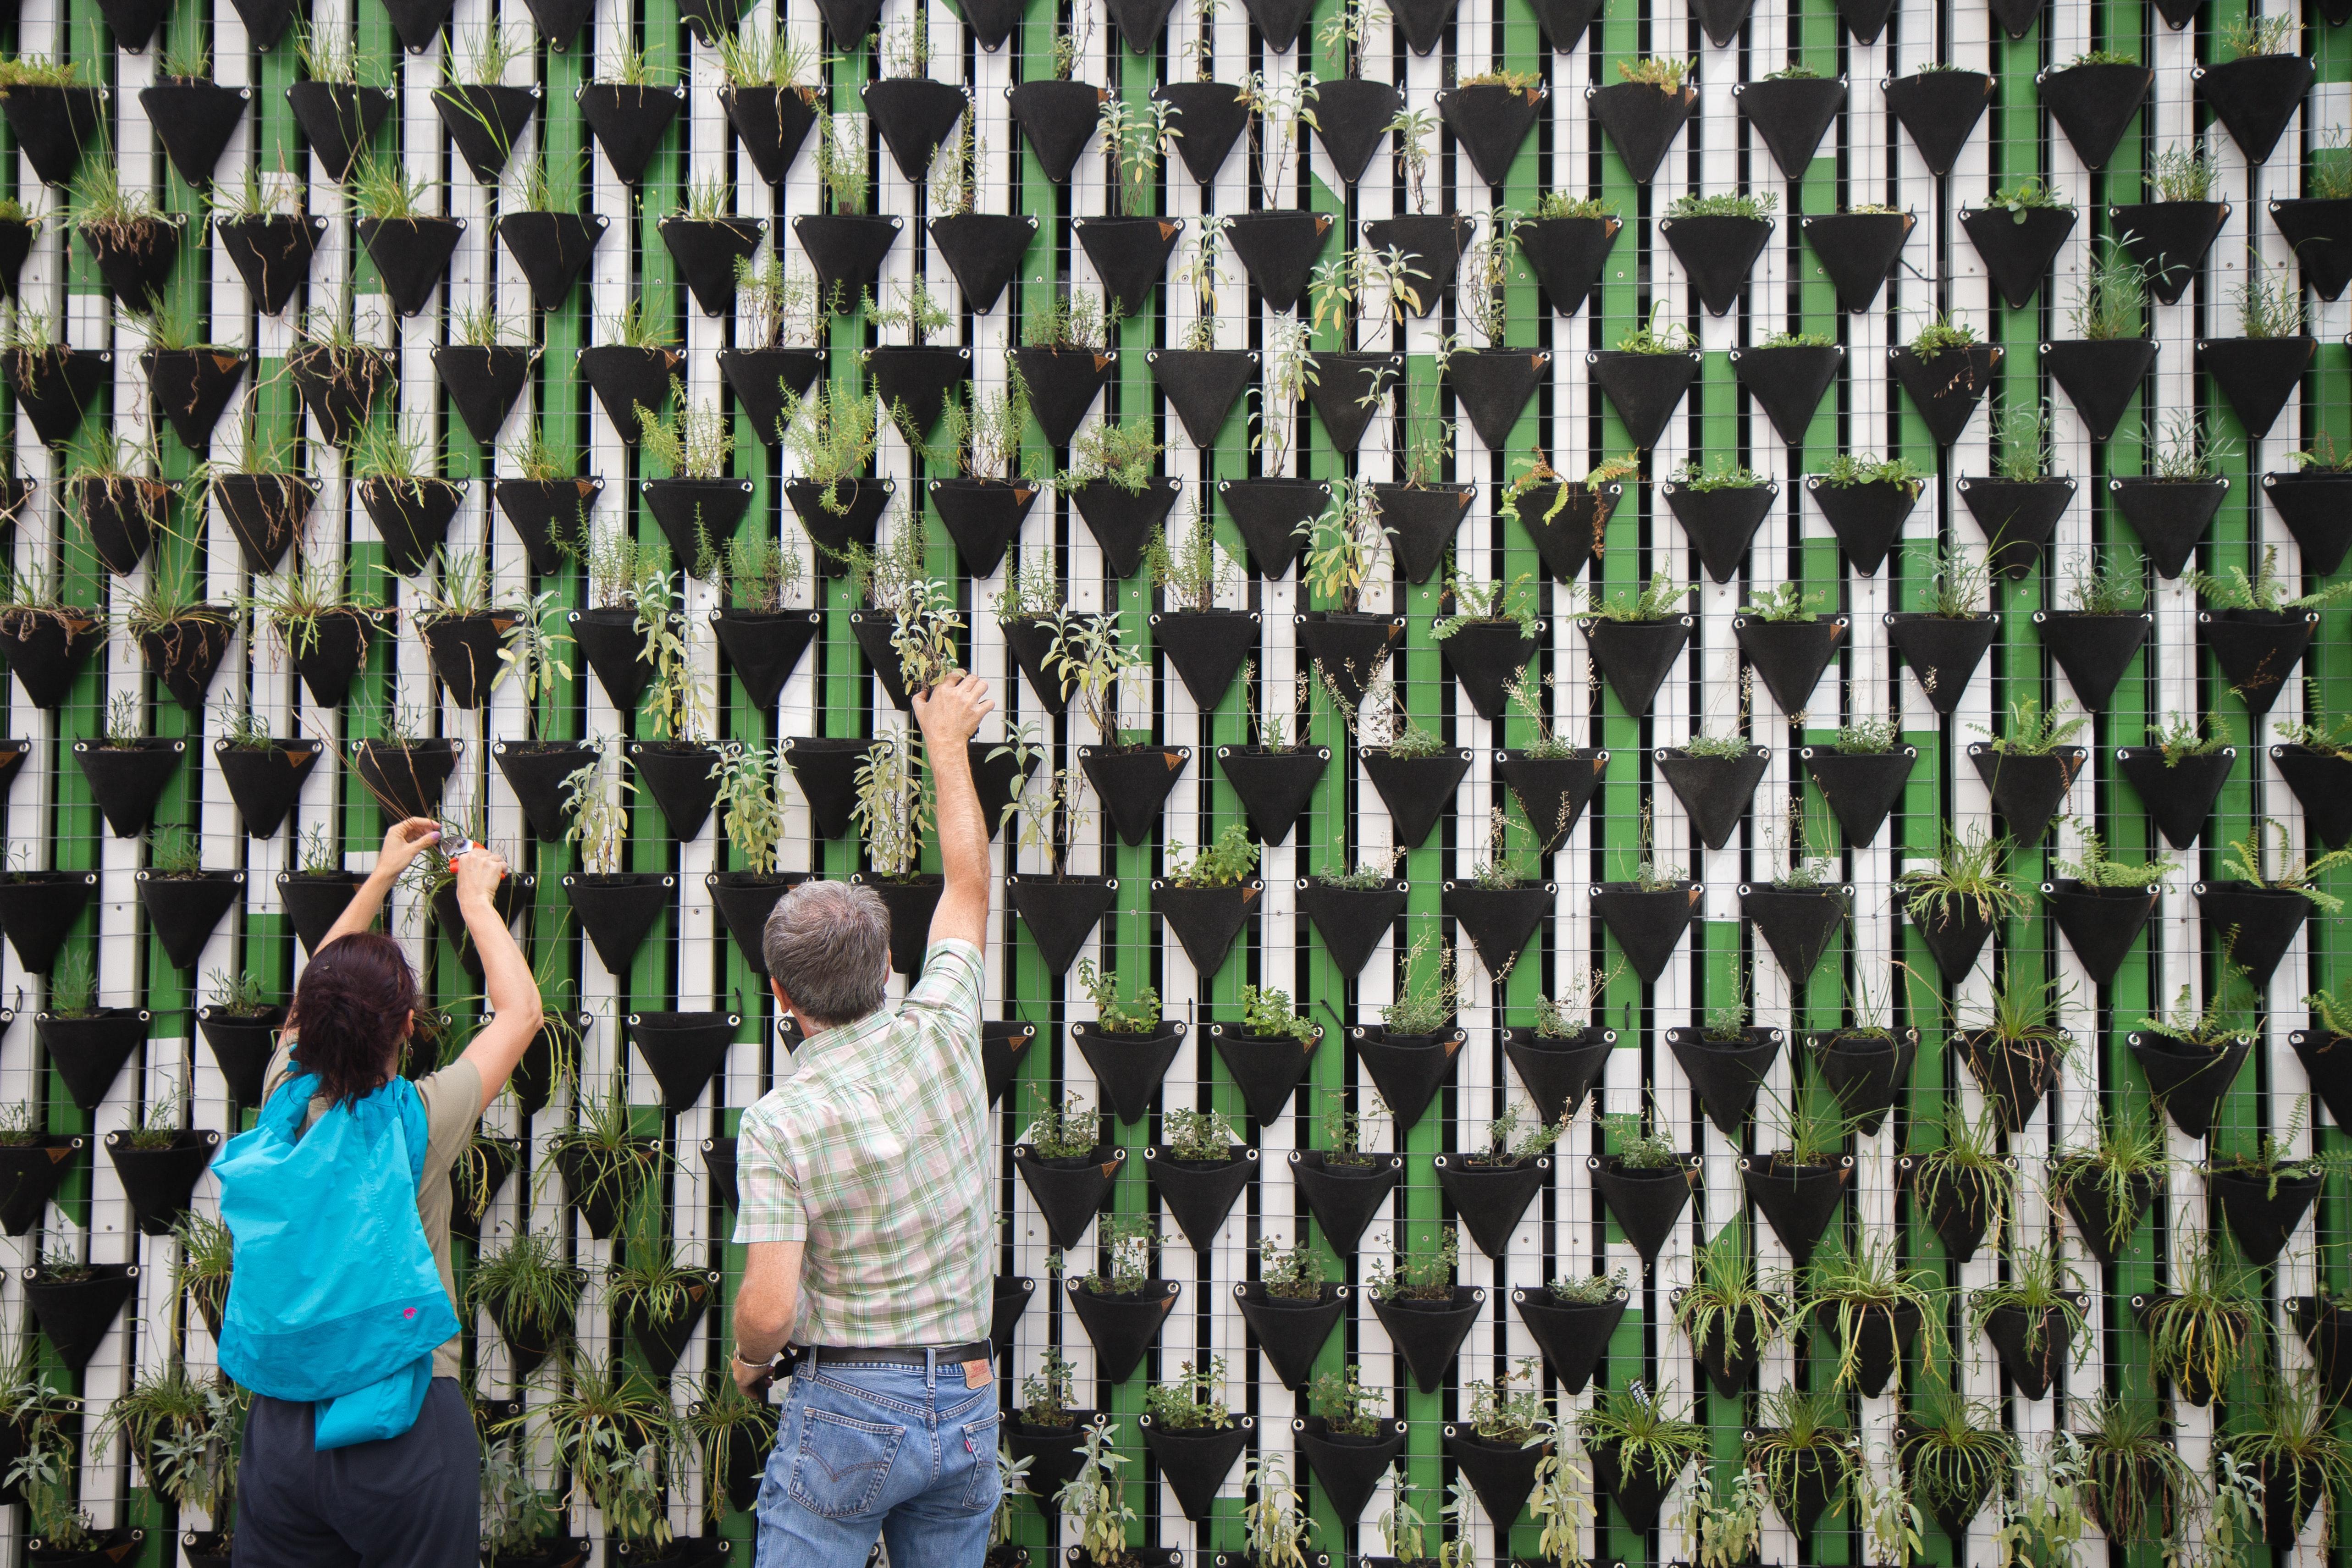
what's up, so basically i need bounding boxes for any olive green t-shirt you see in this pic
[263,1042,482,1381]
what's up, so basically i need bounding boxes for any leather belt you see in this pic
[802,1339,994,1369]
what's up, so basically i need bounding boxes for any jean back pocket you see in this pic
[787,1406,907,1520]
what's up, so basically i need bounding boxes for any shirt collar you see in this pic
[797,1005,893,1060]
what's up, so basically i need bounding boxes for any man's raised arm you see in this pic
[912,672,996,953]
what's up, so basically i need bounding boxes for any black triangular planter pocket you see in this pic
[1440,84,1544,186]
[563,872,674,974]
[1238,0,1314,48]
[1141,1415,1252,1524]
[1742,885,1849,984]
[1010,346,1114,447]
[1802,210,1912,313]
[867,344,972,440]
[289,345,391,447]
[1809,1029,1917,1137]
[359,478,463,577]
[275,870,361,957]
[216,738,320,839]
[711,608,821,710]
[107,1130,218,1236]
[1013,1145,1123,1250]
[1887,613,1997,716]
[72,476,163,575]
[230,0,299,45]
[136,871,243,970]
[39,1010,151,1113]
[216,214,323,315]
[75,739,182,838]
[861,77,966,182]
[1376,483,1473,583]
[139,615,236,712]
[287,608,376,709]
[2129,1031,2250,1141]
[1741,1156,1849,1267]
[1372,1288,1482,1394]
[1147,1146,1257,1251]
[84,217,181,310]
[2297,1298,2352,1409]
[794,213,902,307]
[432,83,539,182]
[1893,342,2001,447]
[1589,81,1695,184]
[792,480,895,573]
[1500,750,1605,854]
[2213,1168,2321,1266]
[1362,214,1474,314]
[2296,1030,2352,1132]
[1236,1285,1347,1391]
[1207,1022,1320,1123]
[1153,82,1248,183]
[141,79,249,188]
[1223,479,1336,583]
[643,478,754,571]
[1800,745,1915,849]
[1502,1026,1612,1123]
[706,872,806,976]
[2196,881,2311,984]
[1439,621,1538,721]
[24,1264,136,1374]
[2039,63,2151,170]
[1152,882,1259,977]
[1968,744,2085,845]
[1441,1428,1546,1535]
[1657,746,1768,850]
[1079,745,1189,846]
[492,741,598,841]
[979,1022,1038,1108]
[627,1010,739,1112]
[1980,1303,2070,1402]
[1665,1026,1783,1137]
[1213,743,1326,844]
[572,606,653,711]
[1292,1150,1402,1253]
[1363,748,1473,850]
[2036,610,2151,711]
[1885,69,1993,175]
[215,473,314,572]
[1435,1155,1546,1259]
[1593,882,1699,983]
[1732,614,1846,717]
[1445,349,1549,447]
[2112,476,2226,578]
[285,82,389,182]
[1590,349,1700,448]
[1390,0,1459,50]
[1442,880,1551,977]
[1297,877,1405,977]
[1958,476,2071,578]
[2043,337,2155,442]
[929,212,1035,313]
[1734,75,1845,180]
[2115,745,2233,850]
[1512,1286,1624,1393]
[999,616,1072,712]
[1308,78,1402,184]
[1517,216,1621,316]
[1225,210,1333,314]
[1592,1157,1697,1265]
[579,83,685,184]
[1008,79,1105,183]
[626,1270,718,1377]
[930,479,1038,578]
[1152,609,1257,711]
[2269,199,2352,302]
[0,1135,77,1236]
[1662,481,1776,583]
[783,737,872,838]
[1807,476,1917,574]
[659,216,763,316]
[2279,745,2352,850]
[720,85,819,184]
[629,741,723,839]
[0,874,90,976]
[1731,343,1838,446]
[1073,1021,1187,1122]
[1909,900,1995,983]
[2262,470,2352,573]
[1508,481,1618,584]
[1352,1027,1463,1133]
[1586,616,1693,715]
[2043,880,2158,985]
[1297,611,1403,707]
[1962,205,2076,309]
[1826,1299,1921,1396]
[2206,607,2316,717]
[1304,351,1398,451]
[1594,1443,1686,1532]
[1008,875,1116,974]
[1660,213,1772,316]
[379,0,455,50]
[1958,1030,2063,1135]
[433,344,536,447]
[1149,349,1256,447]
[1296,1415,1405,1523]
[498,211,608,312]
[2197,54,2313,165]
[2113,200,2228,306]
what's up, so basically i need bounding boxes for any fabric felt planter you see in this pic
[1295,612,1404,709]
[1820,1299,1921,1397]
[862,876,945,976]
[105,1129,218,1237]
[1307,78,1402,184]
[1293,1416,1405,1523]
[629,741,724,840]
[196,1006,282,1105]
[1290,1149,1402,1253]
[1661,480,1775,582]
[1303,350,1399,451]
[1434,1154,1548,1259]
[1206,1023,1321,1124]
[1152,81,1248,181]
[626,1010,740,1113]
[1957,476,2072,577]
[2278,745,2352,850]
[2111,476,2228,579]
[1224,210,1333,313]
[1808,1029,1918,1137]
[1007,875,1118,975]
[1442,880,1552,977]
[0,609,104,711]
[2128,1032,2251,1142]
[1734,73,1845,178]
[2115,745,2234,850]
[2053,1160,2159,1265]
[1800,745,1916,848]
[2271,198,2352,301]
[1148,349,1254,446]
[1296,877,1406,978]
[1664,1027,1783,1137]
[2261,469,2352,574]
[1592,1154,1698,1264]
[22,1263,137,1374]
[1077,745,1189,846]
[1501,1026,1613,1125]
[2204,608,2317,717]
[1214,745,1327,845]
[2113,199,2227,305]
[1150,880,1259,977]
[1011,1145,1124,1251]
[1511,1285,1627,1394]
[1369,1287,1483,1393]
[75,739,183,839]
[1146,1145,1257,1249]
[1981,1299,2083,1400]
[1351,1027,1464,1135]
[705,874,805,975]
[1732,614,1846,717]
[1741,884,1850,983]
[1968,743,2087,845]
[1361,747,1472,849]
[1584,616,1694,715]
[214,472,315,572]
[1588,348,1700,447]
[1958,1028,2068,1133]
[1802,210,1913,312]
[1807,476,1919,573]
[135,870,244,970]
[276,872,362,956]
[0,1134,77,1239]
[38,1009,153,1113]
[1659,213,1773,315]
[1362,214,1474,312]
[1656,745,1768,850]
[1066,1279,1179,1383]
[1591,881,1700,983]
[1589,1440,1684,1533]
[1885,68,1992,173]
[1442,1424,1547,1534]
[1739,1154,1849,1276]
[1588,79,1695,182]
[2042,337,2155,442]
[563,873,675,974]
[1961,204,2076,309]
[1516,215,1621,315]
[1233,1282,1347,1391]
[1729,342,1839,445]
[2211,1167,2323,1266]
[2036,610,2152,711]
[1139,1414,1251,1524]
[1151,608,1257,710]
[2042,879,2159,986]
[1071,1020,1187,1123]
[1497,749,1606,853]
[1219,477,1329,578]
[1689,1301,1773,1397]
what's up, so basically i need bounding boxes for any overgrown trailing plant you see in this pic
[1579,1381,1706,1486]
[1899,1370,2017,1530]
[1906,1102,2019,1255]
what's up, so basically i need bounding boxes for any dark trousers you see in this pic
[233,1376,478,1568]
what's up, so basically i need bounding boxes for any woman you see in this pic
[224,818,540,1568]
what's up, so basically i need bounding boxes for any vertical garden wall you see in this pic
[0,0,2345,1559]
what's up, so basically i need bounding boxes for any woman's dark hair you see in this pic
[290,932,419,1105]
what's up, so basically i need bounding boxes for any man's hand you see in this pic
[452,845,509,908]
[731,1352,778,1398]
[375,818,441,881]
[912,671,994,749]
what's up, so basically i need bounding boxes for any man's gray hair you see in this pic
[763,881,892,1026]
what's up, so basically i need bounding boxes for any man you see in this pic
[730,669,1001,1568]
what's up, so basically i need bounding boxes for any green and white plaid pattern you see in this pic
[732,938,992,1347]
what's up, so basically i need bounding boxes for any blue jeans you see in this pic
[755,1355,999,1568]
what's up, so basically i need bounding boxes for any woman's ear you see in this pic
[402,1009,415,1039]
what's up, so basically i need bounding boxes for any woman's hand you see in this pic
[452,845,509,909]
[374,818,441,881]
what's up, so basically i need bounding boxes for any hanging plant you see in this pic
[1674,1222,1788,1398]
[1899,1372,2017,1538]
[2074,1394,2192,1540]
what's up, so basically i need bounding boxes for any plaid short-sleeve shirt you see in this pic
[731,938,991,1347]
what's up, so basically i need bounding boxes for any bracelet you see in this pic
[731,1347,773,1372]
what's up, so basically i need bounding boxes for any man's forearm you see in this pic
[928,740,990,894]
